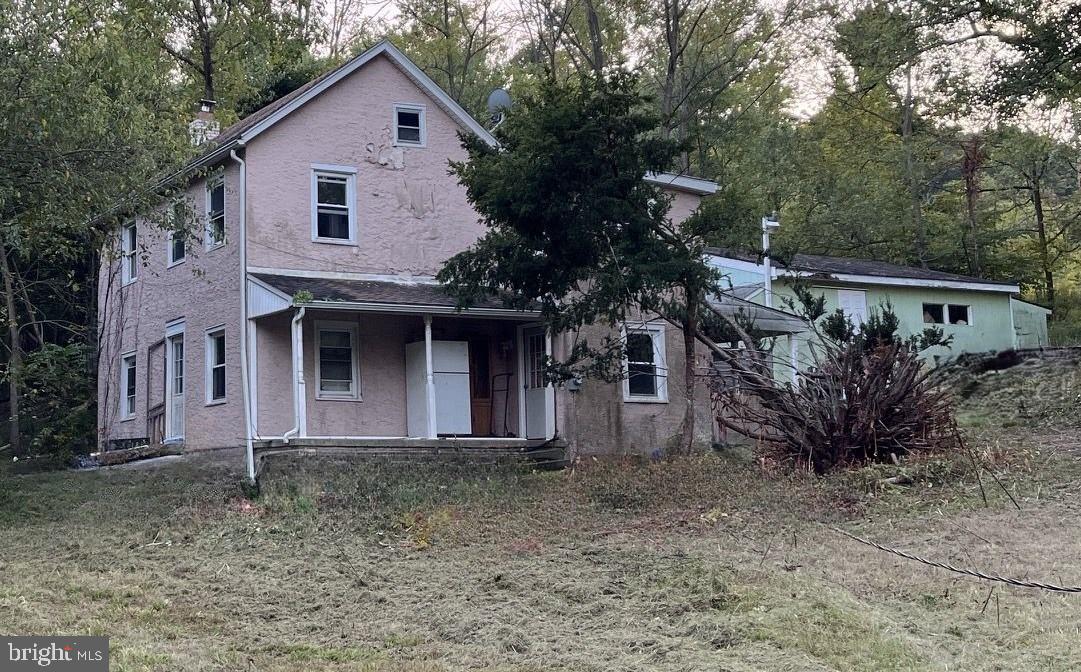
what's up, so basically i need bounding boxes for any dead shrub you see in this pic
[709,299,959,474]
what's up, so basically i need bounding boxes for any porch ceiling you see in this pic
[251,273,539,319]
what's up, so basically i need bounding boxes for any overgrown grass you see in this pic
[2,422,1080,670]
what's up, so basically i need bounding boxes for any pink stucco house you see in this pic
[97,41,718,479]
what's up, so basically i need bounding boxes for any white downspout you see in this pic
[281,306,306,443]
[761,215,779,308]
[230,146,255,483]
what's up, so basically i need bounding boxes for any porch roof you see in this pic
[249,273,538,319]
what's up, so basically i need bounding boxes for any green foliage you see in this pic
[18,344,96,458]
[438,70,717,381]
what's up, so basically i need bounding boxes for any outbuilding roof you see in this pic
[705,247,1020,293]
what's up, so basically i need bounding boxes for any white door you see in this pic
[837,289,868,325]
[522,327,547,439]
[166,334,185,440]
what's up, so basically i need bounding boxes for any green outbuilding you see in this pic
[705,248,1051,374]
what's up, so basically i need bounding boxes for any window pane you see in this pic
[397,126,421,143]
[948,305,969,325]
[209,182,224,214]
[321,330,350,348]
[171,236,185,262]
[397,110,420,128]
[212,366,226,400]
[922,304,944,324]
[628,363,657,396]
[317,177,347,206]
[125,224,137,250]
[626,333,654,364]
[212,333,225,365]
[317,209,350,239]
[209,215,225,244]
[173,341,184,394]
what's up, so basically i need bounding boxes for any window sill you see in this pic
[167,259,186,268]
[205,398,227,407]
[311,237,357,246]
[393,141,425,149]
[119,415,135,422]
[121,279,137,287]
[316,394,363,402]
[205,241,226,252]
[623,396,669,404]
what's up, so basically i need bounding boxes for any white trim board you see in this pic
[297,299,539,320]
[645,172,718,195]
[248,266,438,285]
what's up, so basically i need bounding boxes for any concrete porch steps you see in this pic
[252,437,568,479]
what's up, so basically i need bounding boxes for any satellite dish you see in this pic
[487,88,512,127]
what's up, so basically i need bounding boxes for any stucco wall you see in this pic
[555,322,713,457]
[97,162,244,451]
[244,54,485,277]
[252,310,521,439]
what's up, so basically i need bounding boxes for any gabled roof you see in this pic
[187,40,496,172]
[705,247,1020,293]
[181,41,718,197]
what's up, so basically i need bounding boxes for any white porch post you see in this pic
[295,310,307,437]
[544,329,556,440]
[424,314,437,438]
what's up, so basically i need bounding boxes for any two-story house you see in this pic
[97,41,719,479]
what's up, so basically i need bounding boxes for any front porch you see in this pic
[246,272,557,456]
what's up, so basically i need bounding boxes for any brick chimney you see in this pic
[188,99,220,146]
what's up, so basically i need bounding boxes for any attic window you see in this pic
[394,105,425,146]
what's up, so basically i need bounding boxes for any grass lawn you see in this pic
[2,423,1081,671]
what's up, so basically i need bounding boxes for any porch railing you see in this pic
[147,403,166,446]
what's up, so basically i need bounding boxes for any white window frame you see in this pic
[922,302,974,327]
[316,320,361,400]
[621,322,668,403]
[120,222,137,285]
[167,230,186,267]
[167,200,187,267]
[205,326,227,405]
[310,165,358,245]
[120,352,137,420]
[393,103,426,147]
[205,175,226,250]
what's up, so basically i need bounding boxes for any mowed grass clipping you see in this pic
[2,431,1081,671]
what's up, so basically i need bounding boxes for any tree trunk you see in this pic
[1,246,23,455]
[677,286,699,454]
[961,136,983,276]
[901,66,926,267]
[1032,175,1054,304]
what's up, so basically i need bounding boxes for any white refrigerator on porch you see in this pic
[405,340,472,437]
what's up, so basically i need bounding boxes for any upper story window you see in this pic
[923,303,972,326]
[394,104,425,147]
[168,202,186,266]
[622,323,668,403]
[205,176,225,249]
[310,165,357,244]
[121,222,137,285]
[120,353,137,419]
